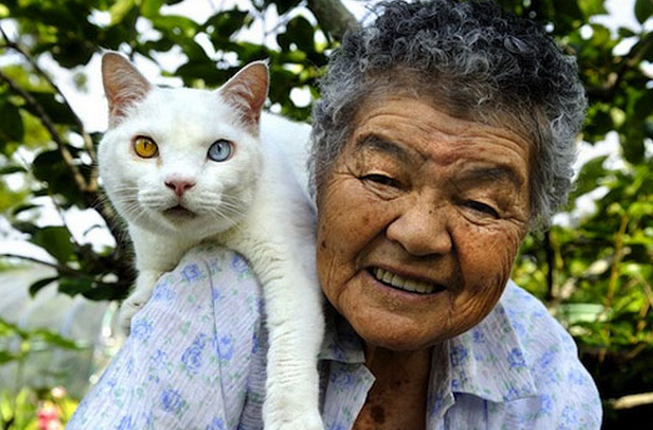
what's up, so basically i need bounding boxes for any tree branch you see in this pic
[0,24,98,191]
[0,253,77,275]
[0,68,89,193]
[0,252,133,292]
[586,31,653,102]
[609,392,653,410]
[306,0,360,41]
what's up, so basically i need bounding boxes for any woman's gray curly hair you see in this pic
[309,0,587,228]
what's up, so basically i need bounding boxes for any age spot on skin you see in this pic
[371,405,386,424]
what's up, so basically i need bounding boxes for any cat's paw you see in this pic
[264,412,324,430]
[119,289,152,335]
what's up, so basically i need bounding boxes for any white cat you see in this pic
[99,52,324,430]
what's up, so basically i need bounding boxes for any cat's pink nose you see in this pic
[165,180,195,197]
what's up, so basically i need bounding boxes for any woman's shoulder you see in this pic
[499,281,575,349]
[67,243,268,430]
[497,281,602,428]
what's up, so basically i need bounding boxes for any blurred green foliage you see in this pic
[0,317,81,429]
[0,0,651,428]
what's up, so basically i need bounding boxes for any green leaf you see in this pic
[0,350,18,364]
[633,89,653,121]
[569,155,608,201]
[285,16,315,53]
[58,276,92,296]
[621,134,646,164]
[27,91,78,126]
[152,14,199,37]
[0,164,26,174]
[32,148,85,205]
[10,221,38,235]
[578,0,607,16]
[29,226,74,263]
[271,0,302,15]
[0,101,24,142]
[204,9,249,39]
[175,61,230,86]
[32,329,80,349]
[635,0,653,24]
[11,203,40,215]
[109,0,136,24]
[142,0,164,18]
[28,276,58,297]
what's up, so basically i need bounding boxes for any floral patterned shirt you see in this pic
[67,244,602,430]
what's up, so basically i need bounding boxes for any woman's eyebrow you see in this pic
[457,166,524,190]
[354,135,418,164]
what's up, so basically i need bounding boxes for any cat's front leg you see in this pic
[120,225,189,334]
[119,270,162,334]
[258,263,325,430]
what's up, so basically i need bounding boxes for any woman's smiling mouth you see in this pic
[368,267,445,294]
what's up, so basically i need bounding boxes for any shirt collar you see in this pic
[439,283,539,403]
[318,304,366,364]
[319,280,539,404]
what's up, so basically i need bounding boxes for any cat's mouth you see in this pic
[163,205,197,221]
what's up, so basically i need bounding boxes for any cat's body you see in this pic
[99,53,324,430]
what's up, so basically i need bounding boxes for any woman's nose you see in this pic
[385,203,453,256]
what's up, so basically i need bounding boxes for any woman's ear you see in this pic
[101,52,152,127]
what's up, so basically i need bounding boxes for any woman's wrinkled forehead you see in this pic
[349,73,539,153]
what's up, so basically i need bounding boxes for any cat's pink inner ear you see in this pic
[219,61,269,130]
[101,52,152,127]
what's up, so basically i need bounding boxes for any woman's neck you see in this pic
[353,345,434,430]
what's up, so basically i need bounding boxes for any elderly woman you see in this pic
[68,0,601,429]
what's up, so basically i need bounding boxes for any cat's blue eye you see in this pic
[208,139,233,162]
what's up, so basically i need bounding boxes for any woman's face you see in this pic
[316,95,531,351]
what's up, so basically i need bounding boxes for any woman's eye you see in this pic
[133,136,158,158]
[208,139,233,162]
[465,200,499,218]
[361,174,400,188]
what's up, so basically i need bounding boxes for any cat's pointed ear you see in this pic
[101,52,152,127]
[218,61,269,132]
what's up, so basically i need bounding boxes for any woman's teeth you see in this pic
[370,267,439,294]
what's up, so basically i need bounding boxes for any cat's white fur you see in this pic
[99,53,324,430]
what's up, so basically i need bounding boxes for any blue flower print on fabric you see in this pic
[214,334,235,361]
[251,330,260,355]
[116,415,134,430]
[539,394,553,415]
[329,343,346,362]
[131,319,153,341]
[568,368,588,385]
[182,263,202,282]
[503,386,520,402]
[150,349,168,367]
[212,287,222,303]
[206,417,225,430]
[507,348,526,369]
[427,391,446,419]
[472,329,485,344]
[181,333,208,374]
[537,349,557,371]
[160,388,185,414]
[329,367,356,388]
[559,405,580,430]
[450,345,469,367]
[152,278,176,302]
[230,254,251,278]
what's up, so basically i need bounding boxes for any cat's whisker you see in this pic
[122,202,149,224]
[206,207,239,225]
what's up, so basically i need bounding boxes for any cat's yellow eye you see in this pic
[133,136,158,158]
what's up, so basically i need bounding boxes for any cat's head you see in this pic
[98,52,268,239]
